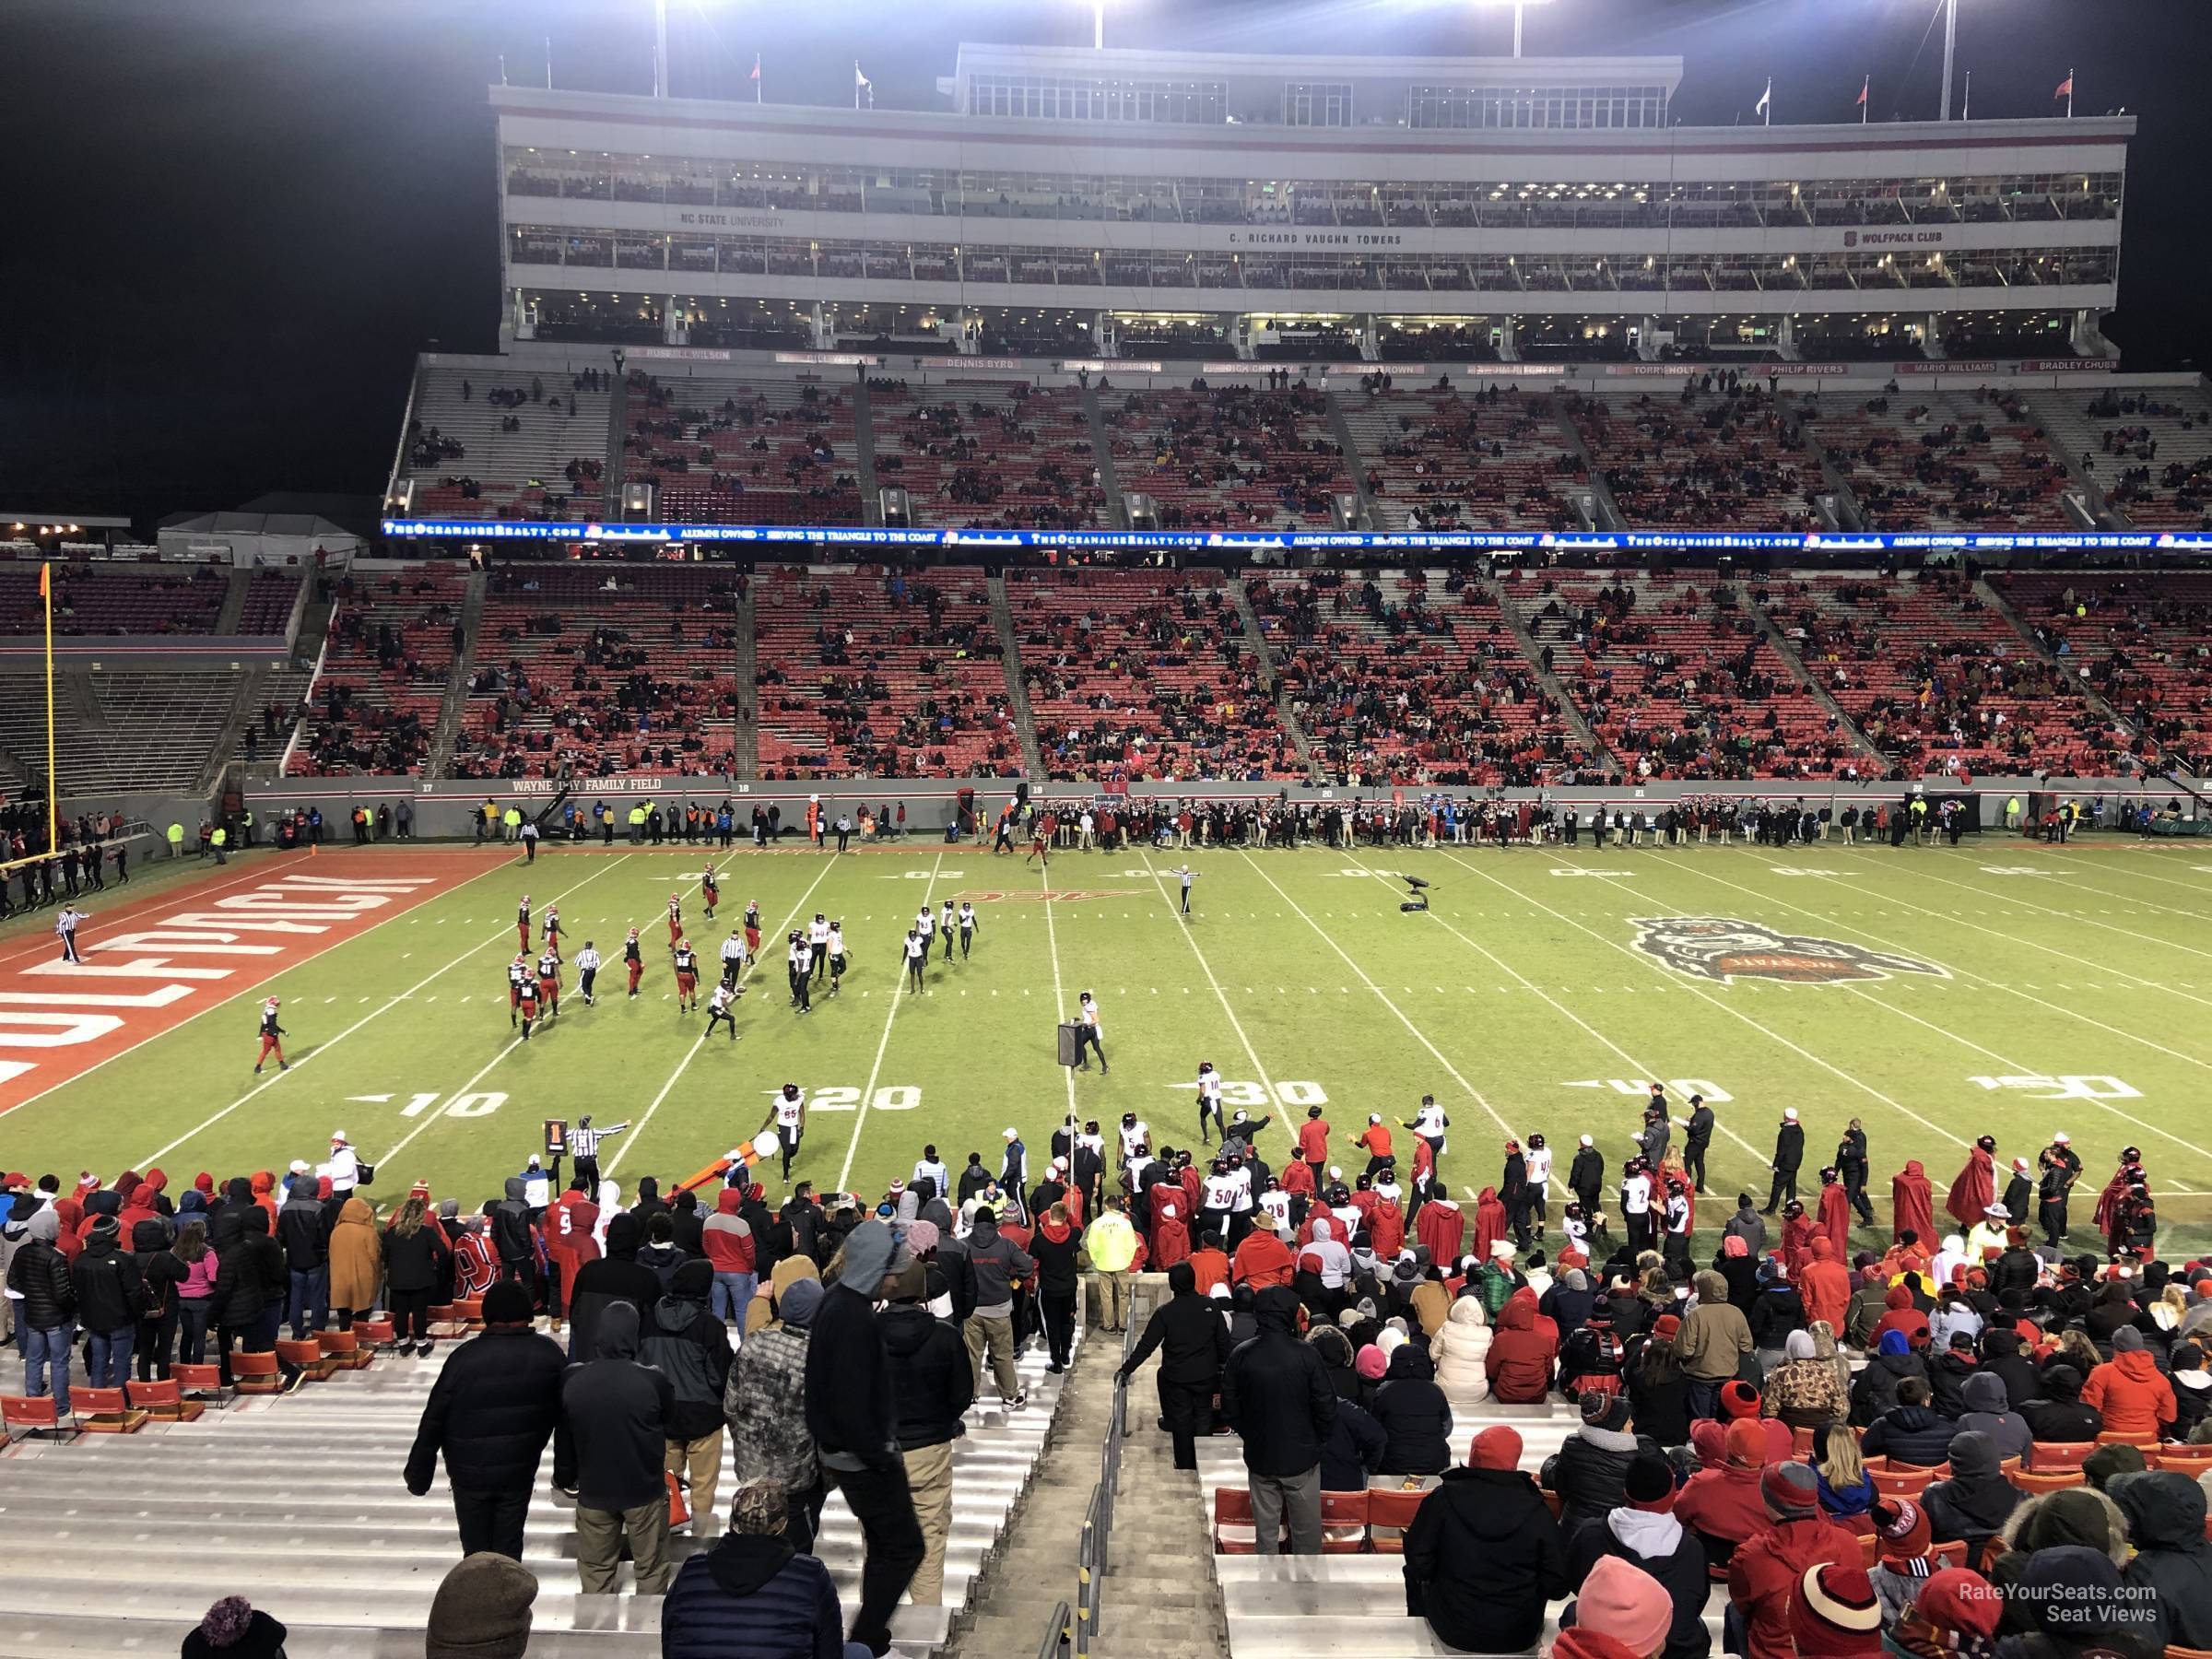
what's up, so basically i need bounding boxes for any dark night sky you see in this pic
[6,0,2206,524]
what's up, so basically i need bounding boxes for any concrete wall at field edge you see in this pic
[240,774,2205,841]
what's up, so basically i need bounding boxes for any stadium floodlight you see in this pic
[1467,0,1557,59]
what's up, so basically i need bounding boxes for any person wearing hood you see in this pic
[1673,1269,1751,1420]
[1120,1262,1231,1470]
[634,1210,688,1292]
[1748,1255,1807,1359]
[2112,1468,2212,1649]
[1713,1235,1761,1314]
[1542,1264,1597,1341]
[2019,1362,2102,1443]
[2081,1325,2175,1439]
[1957,1370,2031,1462]
[1027,1201,1084,1373]
[1488,1284,1559,1405]
[661,1476,859,1659]
[1628,1314,1690,1449]
[1922,1430,2019,1567]
[1404,1425,1569,1654]
[1563,1453,1712,1659]
[5,1202,67,1404]
[1371,1341,1453,1476]
[1999,1544,2160,1658]
[327,1195,382,1331]
[1850,1329,1927,1427]
[1764,1329,1848,1431]
[701,1186,759,1330]
[276,1171,335,1338]
[1723,1194,1766,1258]
[879,1255,971,1606]
[726,1270,827,1551]
[1306,1326,1386,1491]
[806,1218,924,1654]
[132,1215,186,1380]
[1891,1159,1936,1245]
[1885,1563,2003,1659]
[210,1203,288,1387]
[566,1213,663,1363]
[1675,1419,1775,1566]
[1548,1393,1658,1539]
[1799,1237,1852,1336]
[559,1300,674,1593]
[1222,1285,1335,1555]
[1726,1461,1860,1659]
[641,1260,735,1537]
[1976,1326,2041,1412]
[69,1213,144,1386]
[1430,1294,1491,1397]
[1927,1330,1983,1420]
[406,1280,570,1559]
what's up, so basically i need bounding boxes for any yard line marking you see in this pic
[1929,844,2212,927]
[833,852,945,1194]
[1136,852,1284,1150]
[1440,851,1970,1151]
[1677,856,2212,1169]
[0,852,321,973]
[138,854,634,1169]
[615,853,843,1180]
[1344,855,1768,1183]
[1236,852,1541,1183]
[1885,852,2212,962]
[1036,855,1078,1125]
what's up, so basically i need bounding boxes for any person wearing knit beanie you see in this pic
[180,1596,288,1659]
[1623,1452,1676,1513]
[425,1552,538,1659]
[1886,1566,2001,1658]
[1568,1555,1674,1657]
[1761,1459,1821,1520]
[1719,1379,1761,1418]
[1867,1495,1936,1622]
[2082,1440,2146,1490]
[1789,1561,1883,1656]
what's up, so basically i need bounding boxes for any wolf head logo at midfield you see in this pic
[1630,917,1949,985]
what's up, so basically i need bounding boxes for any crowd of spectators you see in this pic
[1570,381,1817,532]
[1104,381,1355,529]
[626,373,863,526]
[289,566,466,777]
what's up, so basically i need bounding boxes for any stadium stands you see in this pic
[238,567,305,635]
[1762,570,2130,776]
[451,565,745,781]
[2069,384,2212,530]
[753,565,1021,778]
[1569,387,1817,531]
[871,382,1106,531]
[395,365,612,522]
[1809,387,2076,530]
[1255,571,1588,786]
[0,674,236,794]
[1009,568,1304,782]
[624,373,864,526]
[1101,383,1355,528]
[1336,382,1585,532]
[0,559,228,636]
[1510,573,1865,780]
[2000,570,2212,774]
[291,565,467,777]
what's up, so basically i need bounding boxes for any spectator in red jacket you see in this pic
[1485,1286,1558,1404]
[1799,1238,1853,1336]
[1873,1282,1931,1349]
[2081,1325,2177,1439]
[1231,1226,1296,1290]
[1675,1418,1775,1567]
[1726,1462,1860,1659]
[1186,1234,1230,1299]
[1295,1108,1330,1188]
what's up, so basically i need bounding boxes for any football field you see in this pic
[6,832,2212,1257]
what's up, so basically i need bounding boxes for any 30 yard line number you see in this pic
[1158,1080,1327,1108]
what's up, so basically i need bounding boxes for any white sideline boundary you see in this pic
[833,852,943,1194]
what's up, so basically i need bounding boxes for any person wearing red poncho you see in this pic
[2090,1146,2142,1251]
[1890,1159,1936,1244]
[1416,1192,1464,1266]
[1944,1136,1996,1228]
[1799,1237,1853,1336]
[1469,1186,1509,1266]
[1779,1202,1817,1278]
[1815,1168,1852,1259]
[1367,1186,1406,1258]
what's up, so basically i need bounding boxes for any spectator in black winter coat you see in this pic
[1924,1429,2021,1568]
[2112,1469,2212,1652]
[1222,1285,1336,1556]
[72,1214,146,1386]
[2019,1362,2103,1442]
[405,1279,570,1559]
[1119,1263,1231,1469]
[1562,1453,1712,1659]
[1405,1425,1569,1653]
[276,1180,335,1337]
[661,1477,855,1659]
[1926,1331,1982,1419]
[1026,1204,1084,1373]
[1312,1335,1387,1491]
[804,1218,923,1655]
[559,1300,676,1594]
[211,1206,288,1385]
[2171,1342,2212,1440]
[567,1213,663,1362]
[6,1206,76,1410]
[641,1260,736,1534]
[878,1256,972,1607]
[1980,1327,2044,1411]
[1547,1393,1659,1540]
[1747,1267,1806,1357]
[1957,1370,2033,1462]
[1849,1330,1927,1426]
[1713,1238,1761,1316]
[382,1198,451,1358]
[1862,1377,1957,1466]
[1371,1342,1453,1476]
[1627,1317,1692,1449]
[1541,1267,1596,1339]
[132,1217,187,1381]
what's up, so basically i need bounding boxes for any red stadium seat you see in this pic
[1,1393,79,1441]
[277,1337,337,1382]
[2030,1442,2093,1471]
[2011,1468,2085,1494]
[1367,1488,1426,1553]
[127,1378,206,1423]
[71,1385,148,1433]
[1212,1487,1273,1555]
[229,1350,282,1395]
[316,1329,371,1371]
[1318,1489,1369,1554]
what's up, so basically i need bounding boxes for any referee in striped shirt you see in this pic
[567,1116,629,1194]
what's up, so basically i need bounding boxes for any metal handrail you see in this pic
[1073,1298,1144,1659]
[1035,1598,1073,1659]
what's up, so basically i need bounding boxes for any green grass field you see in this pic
[8,833,2212,1258]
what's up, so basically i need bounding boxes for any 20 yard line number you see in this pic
[765,1085,920,1112]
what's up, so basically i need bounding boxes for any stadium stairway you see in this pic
[1321,393,1384,530]
[1078,384,1134,529]
[732,581,761,775]
[1229,582,1324,783]
[1743,603,1891,775]
[426,569,487,779]
[1483,581,1614,769]
[1972,572,2143,749]
[853,379,884,525]
[0,1321,1081,1657]
[986,575,1047,777]
[1546,404,1628,532]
